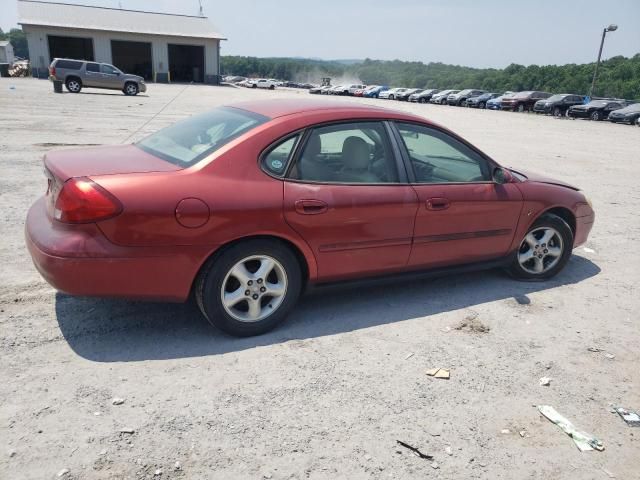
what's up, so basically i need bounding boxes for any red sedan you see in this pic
[26,100,595,336]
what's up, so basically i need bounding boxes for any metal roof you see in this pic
[17,0,226,40]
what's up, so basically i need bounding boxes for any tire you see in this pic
[508,213,573,281]
[553,106,562,117]
[65,77,82,93]
[269,85,275,90]
[590,110,602,121]
[419,98,426,103]
[124,82,138,96]
[195,239,303,337]
[517,103,525,113]
[389,95,394,100]
[479,102,485,109]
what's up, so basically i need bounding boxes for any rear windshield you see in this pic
[136,107,269,166]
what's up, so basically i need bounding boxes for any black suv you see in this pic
[533,94,585,116]
[568,100,625,121]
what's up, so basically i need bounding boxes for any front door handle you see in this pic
[426,197,450,211]
[295,199,328,215]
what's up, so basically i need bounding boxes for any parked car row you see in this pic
[306,82,639,125]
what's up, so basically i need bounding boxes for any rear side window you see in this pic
[288,122,399,184]
[86,63,100,72]
[136,107,269,167]
[262,136,299,177]
[54,60,82,70]
[396,122,491,183]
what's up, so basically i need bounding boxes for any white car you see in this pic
[379,88,408,100]
[252,79,276,90]
[342,84,367,95]
[328,85,345,95]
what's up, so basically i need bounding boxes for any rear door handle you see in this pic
[426,197,450,211]
[295,199,328,215]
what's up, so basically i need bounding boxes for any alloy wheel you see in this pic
[126,84,137,95]
[68,81,80,92]
[220,255,288,322]
[517,227,564,274]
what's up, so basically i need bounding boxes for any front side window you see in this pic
[262,135,299,176]
[136,107,269,167]
[289,122,398,184]
[101,64,119,75]
[395,123,490,183]
[86,62,100,73]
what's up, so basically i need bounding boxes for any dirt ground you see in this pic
[1,78,638,480]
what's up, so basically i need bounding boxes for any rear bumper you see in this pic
[25,197,210,302]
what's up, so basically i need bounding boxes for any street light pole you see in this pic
[589,24,618,98]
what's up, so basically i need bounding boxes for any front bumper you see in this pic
[139,83,147,93]
[25,197,209,302]
[574,212,595,248]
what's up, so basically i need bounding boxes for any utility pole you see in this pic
[198,0,204,17]
[589,24,618,98]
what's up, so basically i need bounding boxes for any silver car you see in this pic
[49,58,147,96]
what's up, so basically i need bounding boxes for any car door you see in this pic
[393,122,523,268]
[100,64,122,89]
[283,121,419,281]
[84,62,102,87]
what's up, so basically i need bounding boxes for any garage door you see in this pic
[168,44,204,83]
[48,35,94,62]
[111,40,152,80]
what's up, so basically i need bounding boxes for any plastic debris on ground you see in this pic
[539,377,551,386]
[426,368,450,379]
[612,405,640,427]
[396,440,433,460]
[537,405,604,451]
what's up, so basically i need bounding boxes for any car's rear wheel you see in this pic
[517,103,525,113]
[553,106,562,116]
[124,82,139,96]
[508,214,573,280]
[479,102,485,109]
[65,78,82,93]
[389,95,394,100]
[196,239,302,337]
[590,110,602,121]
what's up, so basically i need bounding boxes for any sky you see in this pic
[1,0,639,68]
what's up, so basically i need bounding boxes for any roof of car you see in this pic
[229,99,425,121]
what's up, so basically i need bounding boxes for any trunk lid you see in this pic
[44,144,180,182]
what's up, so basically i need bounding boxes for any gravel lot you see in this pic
[1,78,638,480]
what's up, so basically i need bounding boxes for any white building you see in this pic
[18,0,226,83]
[0,40,15,64]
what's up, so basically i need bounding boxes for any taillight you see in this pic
[54,177,122,223]
[49,66,56,76]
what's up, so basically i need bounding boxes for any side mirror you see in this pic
[493,167,512,184]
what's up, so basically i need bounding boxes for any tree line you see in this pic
[0,28,28,59]
[222,54,640,100]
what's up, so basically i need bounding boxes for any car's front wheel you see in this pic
[590,110,602,121]
[196,239,302,337]
[124,82,139,96]
[508,214,573,280]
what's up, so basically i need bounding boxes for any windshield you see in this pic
[514,91,533,99]
[458,89,472,95]
[546,94,567,102]
[136,107,269,166]
[618,103,640,113]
